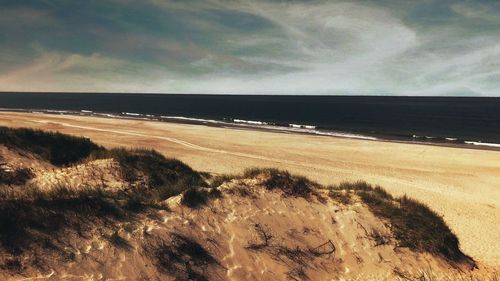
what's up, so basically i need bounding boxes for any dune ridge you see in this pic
[0,112,499,268]
[0,126,497,280]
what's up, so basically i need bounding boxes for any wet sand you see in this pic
[0,111,499,267]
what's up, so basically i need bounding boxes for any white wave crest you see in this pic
[464,141,500,148]
[289,124,316,129]
[233,119,268,125]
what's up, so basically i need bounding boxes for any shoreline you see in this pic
[0,110,499,266]
[1,108,499,152]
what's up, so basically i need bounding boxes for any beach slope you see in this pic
[0,112,499,268]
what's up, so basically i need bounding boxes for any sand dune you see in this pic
[0,150,481,280]
[0,112,499,268]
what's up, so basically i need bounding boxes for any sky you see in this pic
[0,0,499,95]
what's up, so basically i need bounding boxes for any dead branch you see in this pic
[309,240,336,258]
[246,223,273,250]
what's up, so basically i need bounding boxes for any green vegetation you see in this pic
[0,126,102,166]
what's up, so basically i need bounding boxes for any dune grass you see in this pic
[180,187,222,208]
[0,167,34,186]
[328,181,474,265]
[0,185,123,254]
[0,126,207,201]
[0,126,102,166]
[239,168,473,265]
[91,148,207,201]
[209,174,237,188]
[208,168,321,199]
[0,127,476,269]
[146,233,220,280]
[244,168,321,198]
[0,127,209,260]
[180,188,210,208]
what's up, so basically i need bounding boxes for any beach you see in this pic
[0,111,499,268]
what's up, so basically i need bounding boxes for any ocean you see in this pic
[1,93,500,147]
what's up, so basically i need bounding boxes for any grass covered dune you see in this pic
[1,112,500,269]
[1,126,497,280]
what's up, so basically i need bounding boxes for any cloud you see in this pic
[451,1,500,23]
[0,0,499,95]
[0,51,147,92]
[0,7,55,26]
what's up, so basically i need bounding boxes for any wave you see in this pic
[160,116,224,124]
[464,141,500,148]
[161,116,375,140]
[313,131,377,140]
[234,122,377,140]
[412,135,437,139]
[122,112,142,116]
[94,113,120,118]
[413,134,500,147]
[233,119,268,125]
[3,108,500,148]
[413,135,461,142]
[45,110,71,114]
[289,123,316,129]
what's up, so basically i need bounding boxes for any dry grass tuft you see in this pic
[0,126,102,166]
[244,168,321,199]
[0,166,34,186]
[146,233,221,280]
[329,181,475,266]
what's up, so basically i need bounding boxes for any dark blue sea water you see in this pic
[1,93,500,147]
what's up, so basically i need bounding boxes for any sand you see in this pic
[0,111,499,268]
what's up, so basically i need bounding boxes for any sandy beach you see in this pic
[0,111,499,268]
